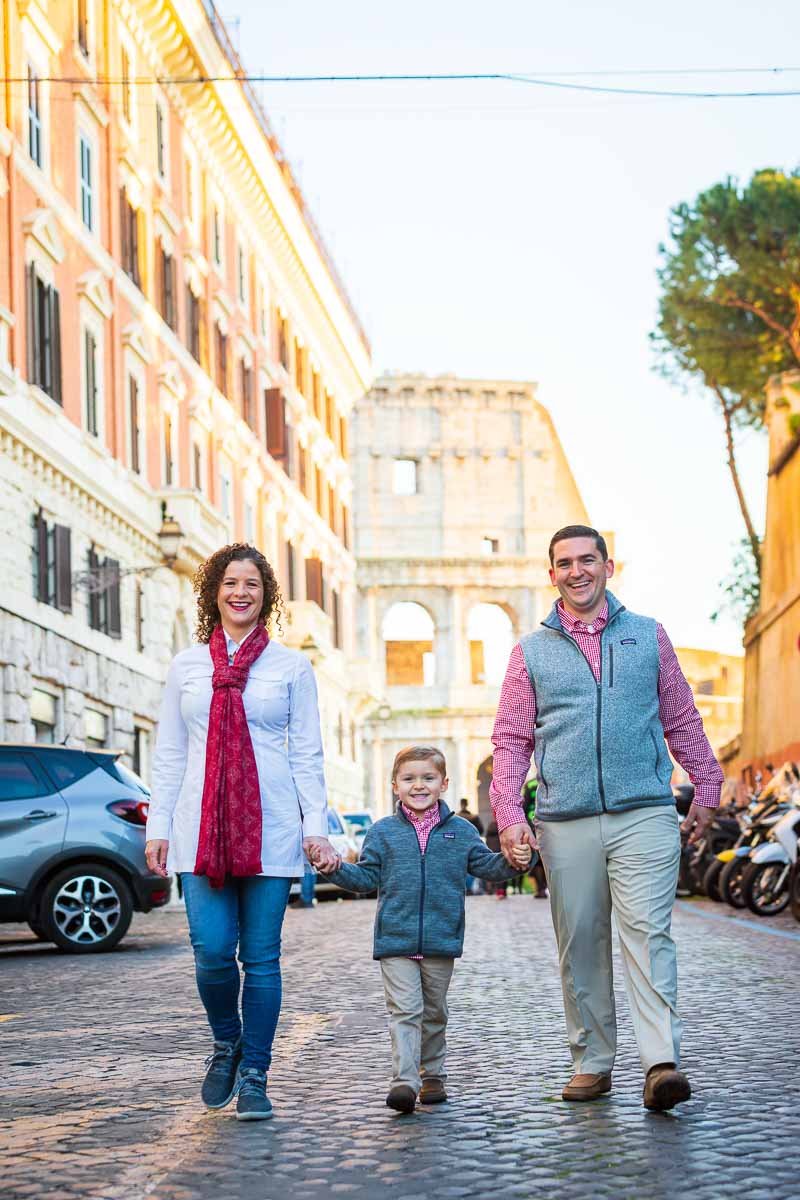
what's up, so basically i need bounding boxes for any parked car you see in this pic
[341,809,374,850]
[289,807,360,900]
[0,744,170,952]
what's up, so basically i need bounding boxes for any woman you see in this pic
[145,544,338,1121]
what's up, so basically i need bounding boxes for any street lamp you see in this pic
[74,502,186,593]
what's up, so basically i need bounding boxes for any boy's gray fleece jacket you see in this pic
[326,802,529,959]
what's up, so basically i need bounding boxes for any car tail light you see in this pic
[108,799,150,826]
[149,889,169,904]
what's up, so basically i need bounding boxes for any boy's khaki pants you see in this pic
[536,805,682,1077]
[380,956,454,1092]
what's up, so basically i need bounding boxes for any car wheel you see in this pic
[40,864,133,953]
[26,916,48,940]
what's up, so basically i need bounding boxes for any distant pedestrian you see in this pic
[310,746,531,1113]
[491,524,723,1111]
[458,798,484,893]
[145,543,339,1121]
[523,781,549,899]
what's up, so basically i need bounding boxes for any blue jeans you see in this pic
[181,874,291,1073]
[300,870,316,905]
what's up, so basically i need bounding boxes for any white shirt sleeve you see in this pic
[287,654,328,839]
[146,657,189,841]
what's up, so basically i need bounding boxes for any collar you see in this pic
[224,626,257,660]
[400,802,441,827]
[397,800,452,825]
[542,589,624,633]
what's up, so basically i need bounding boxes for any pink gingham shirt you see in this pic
[401,803,441,959]
[490,599,723,832]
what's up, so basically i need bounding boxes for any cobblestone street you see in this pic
[3,894,800,1200]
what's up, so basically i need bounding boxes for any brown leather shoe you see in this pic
[419,1077,447,1104]
[562,1072,612,1102]
[643,1064,691,1111]
[386,1084,417,1114]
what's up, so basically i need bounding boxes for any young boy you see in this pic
[311,745,533,1114]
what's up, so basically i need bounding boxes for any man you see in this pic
[490,525,722,1111]
[458,797,484,835]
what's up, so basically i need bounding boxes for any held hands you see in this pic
[144,839,169,877]
[304,836,341,875]
[499,823,537,871]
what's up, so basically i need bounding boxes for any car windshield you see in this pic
[89,754,149,795]
[344,814,372,830]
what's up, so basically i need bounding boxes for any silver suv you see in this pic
[0,744,171,952]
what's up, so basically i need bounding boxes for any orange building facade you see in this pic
[0,0,374,807]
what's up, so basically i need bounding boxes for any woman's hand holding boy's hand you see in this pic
[304,837,341,874]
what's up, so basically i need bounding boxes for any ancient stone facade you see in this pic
[0,0,374,811]
[740,370,800,775]
[352,372,610,823]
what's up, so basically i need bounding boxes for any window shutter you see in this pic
[54,525,72,613]
[199,299,208,370]
[26,262,38,384]
[332,590,341,649]
[34,510,48,601]
[120,188,130,275]
[265,388,287,459]
[51,287,62,406]
[305,556,323,608]
[168,255,177,330]
[133,206,142,289]
[155,244,163,317]
[88,547,100,629]
[106,559,122,638]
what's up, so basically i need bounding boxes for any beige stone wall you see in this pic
[354,373,597,816]
[673,646,743,765]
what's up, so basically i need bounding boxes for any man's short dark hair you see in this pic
[549,525,608,565]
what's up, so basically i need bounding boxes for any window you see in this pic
[87,547,121,637]
[77,0,90,56]
[79,134,93,230]
[219,462,232,520]
[325,392,335,441]
[192,441,203,491]
[214,322,228,395]
[163,412,174,486]
[259,282,268,338]
[311,370,321,420]
[284,539,296,601]
[332,589,341,649]
[244,501,255,544]
[481,537,499,555]
[84,329,99,436]
[128,374,142,473]
[339,415,348,459]
[84,707,108,748]
[186,285,206,366]
[298,445,308,496]
[306,557,324,609]
[265,388,288,469]
[239,359,254,427]
[328,484,337,534]
[212,207,223,267]
[120,189,141,287]
[0,753,48,800]
[28,66,42,167]
[132,726,149,779]
[156,245,177,330]
[39,750,96,789]
[315,467,324,518]
[31,688,57,744]
[237,244,247,306]
[294,339,305,394]
[32,511,72,612]
[135,581,146,652]
[26,264,62,403]
[393,459,418,495]
[120,46,131,124]
[341,502,350,551]
[184,151,197,231]
[278,314,289,370]
[155,101,167,179]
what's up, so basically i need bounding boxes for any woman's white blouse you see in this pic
[146,638,327,877]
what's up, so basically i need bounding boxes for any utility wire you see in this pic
[5,69,800,98]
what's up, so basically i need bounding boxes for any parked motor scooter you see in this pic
[740,803,800,917]
[717,795,793,908]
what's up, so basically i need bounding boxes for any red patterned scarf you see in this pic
[194,622,269,888]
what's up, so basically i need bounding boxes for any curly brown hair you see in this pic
[193,543,285,644]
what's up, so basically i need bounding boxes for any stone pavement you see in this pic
[3,894,800,1200]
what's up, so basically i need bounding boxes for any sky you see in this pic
[226,0,798,654]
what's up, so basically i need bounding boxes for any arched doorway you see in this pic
[476,754,493,829]
[382,601,436,686]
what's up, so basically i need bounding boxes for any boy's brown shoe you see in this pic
[386,1084,417,1114]
[643,1064,691,1111]
[562,1072,612,1101]
[419,1077,447,1104]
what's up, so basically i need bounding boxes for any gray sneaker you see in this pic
[235,1068,273,1121]
[201,1038,241,1109]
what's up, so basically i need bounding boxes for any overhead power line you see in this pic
[4,68,800,98]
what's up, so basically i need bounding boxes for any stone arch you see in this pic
[382,601,436,687]
[466,602,514,685]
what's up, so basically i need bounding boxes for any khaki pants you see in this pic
[380,956,455,1092]
[536,806,682,1077]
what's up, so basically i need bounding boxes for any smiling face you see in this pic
[216,558,265,641]
[549,536,614,621]
[393,759,449,816]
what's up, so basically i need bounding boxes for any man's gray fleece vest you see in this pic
[519,591,675,821]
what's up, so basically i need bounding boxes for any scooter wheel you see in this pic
[719,856,748,909]
[702,858,724,903]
